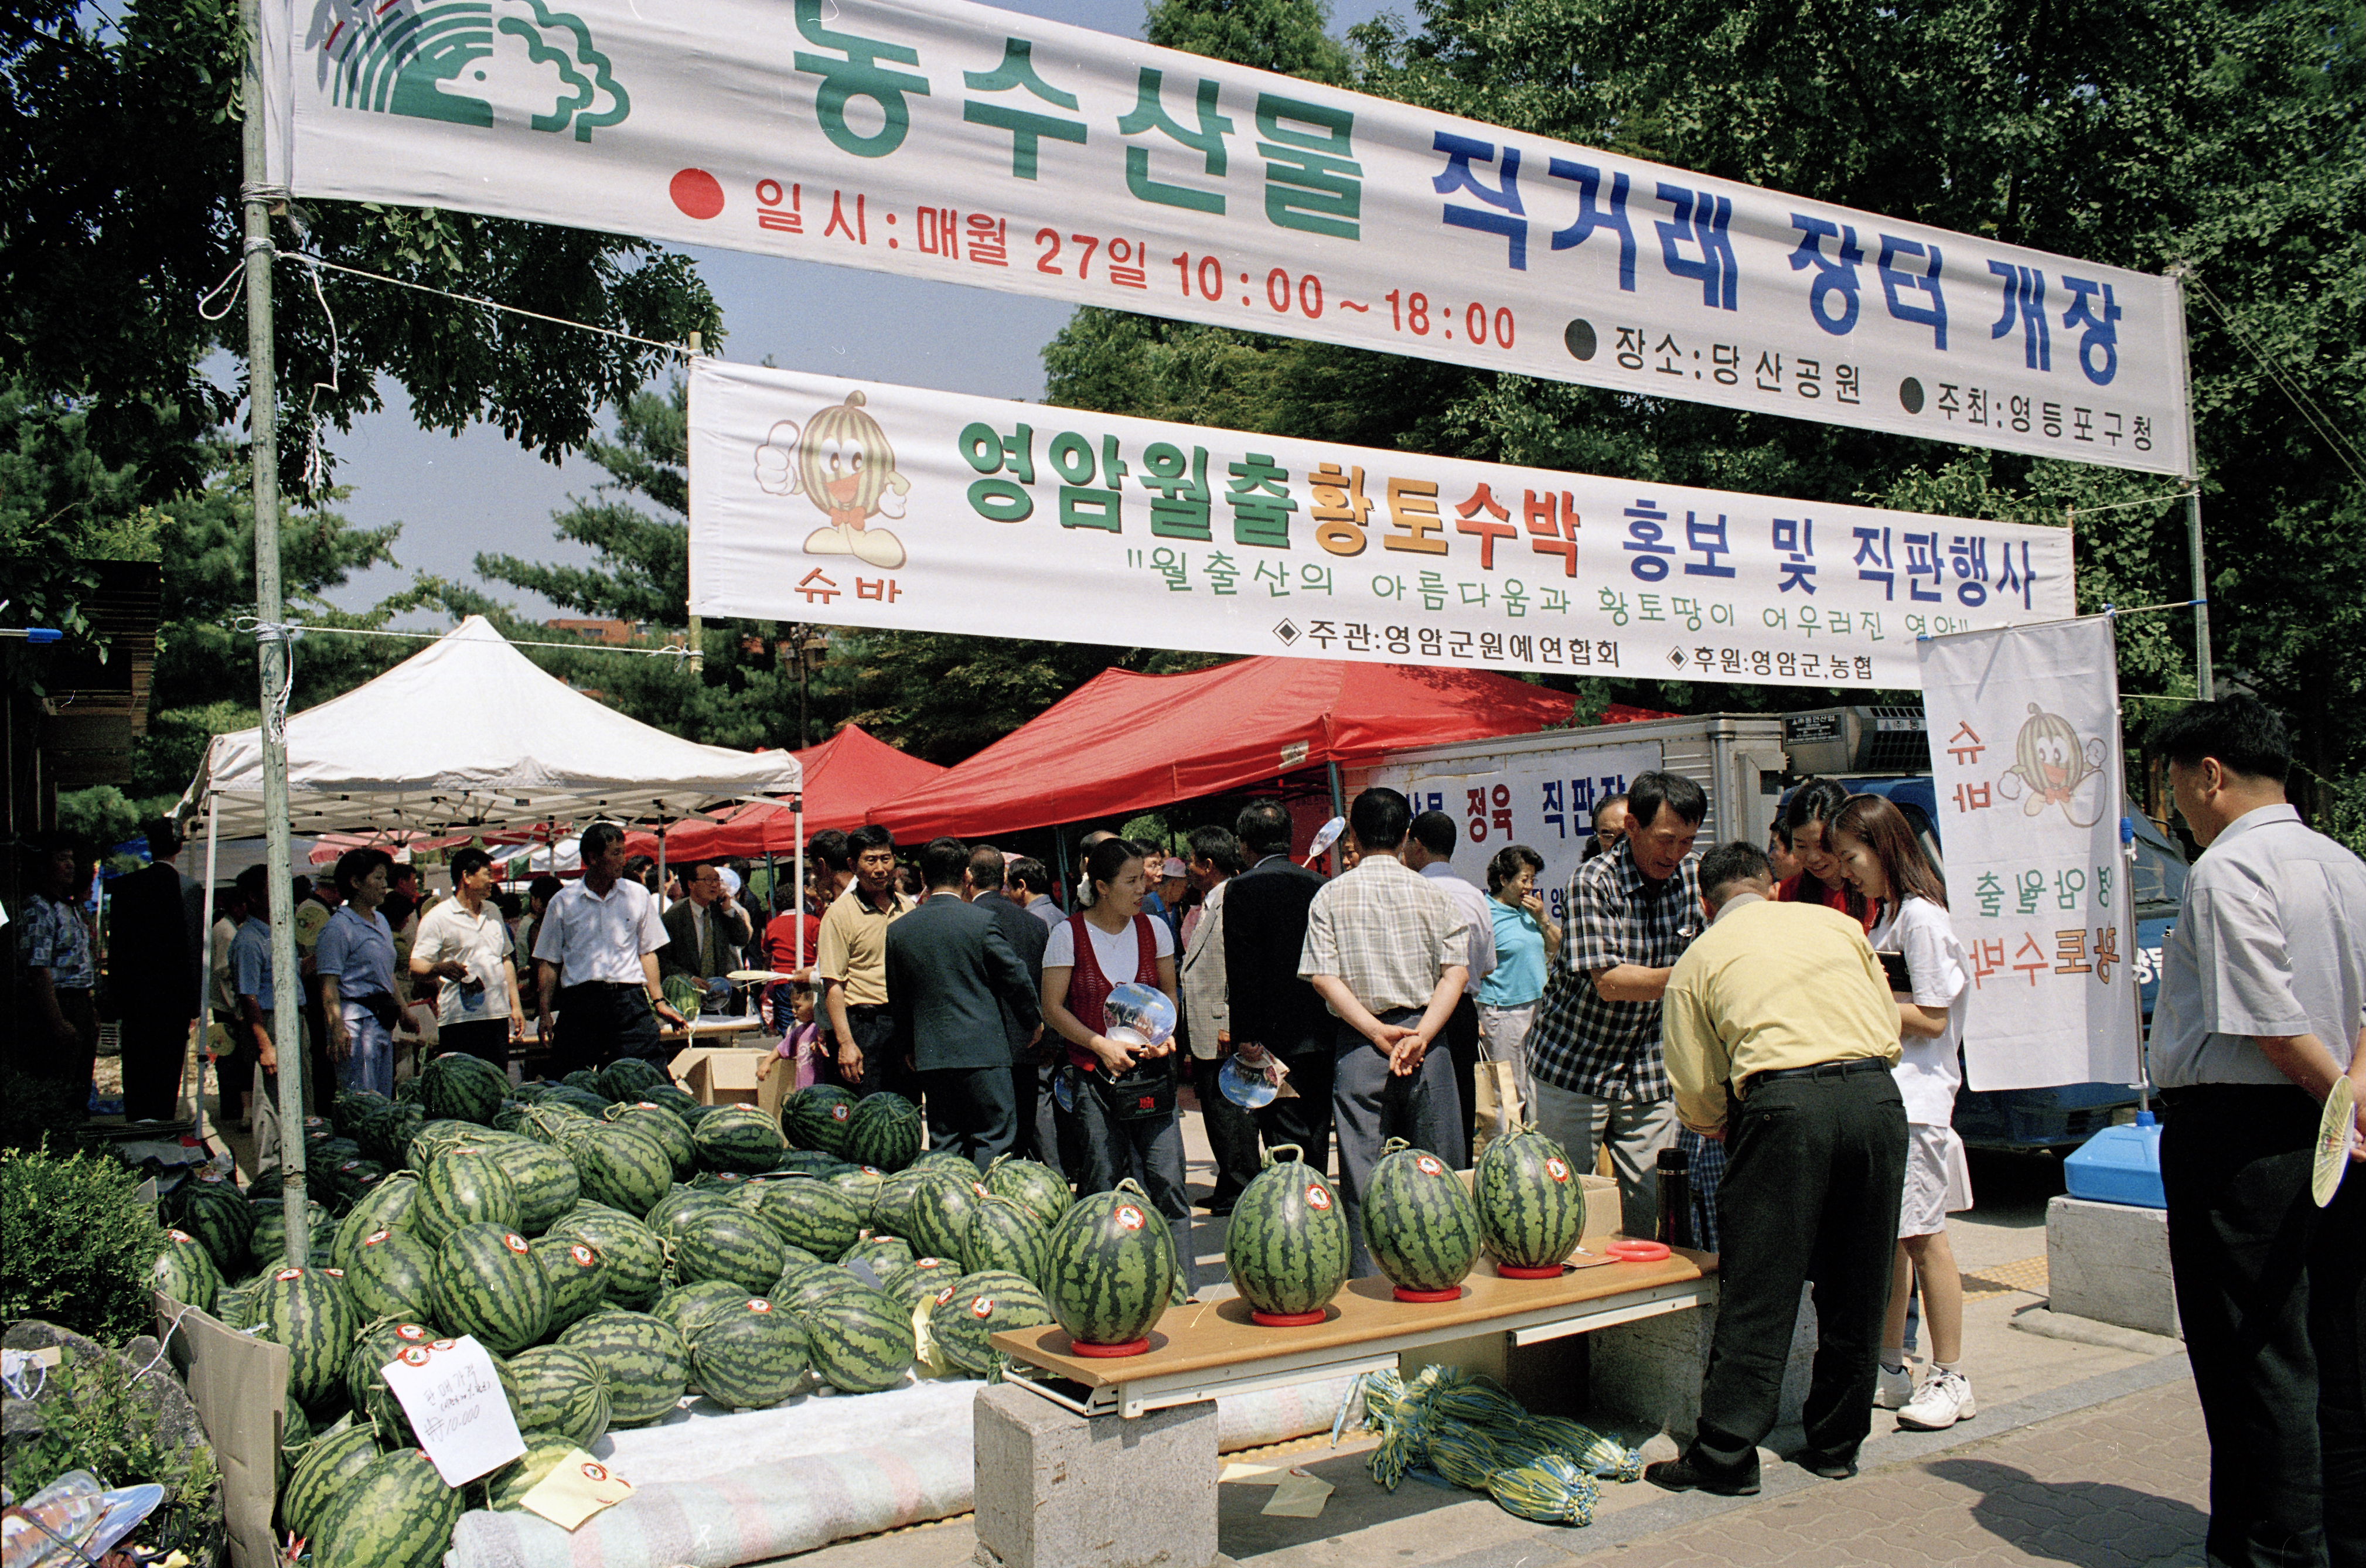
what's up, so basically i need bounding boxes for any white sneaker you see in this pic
[1897,1369,1976,1431]
[1874,1362,1914,1410]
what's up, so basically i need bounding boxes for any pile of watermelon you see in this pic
[155,1057,1087,1568]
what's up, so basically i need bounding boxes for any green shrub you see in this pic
[0,1147,165,1344]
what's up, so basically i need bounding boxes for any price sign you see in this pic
[379,1335,527,1485]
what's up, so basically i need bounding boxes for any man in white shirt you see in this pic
[411,846,524,1066]
[1404,810,1498,1164]
[533,822,687,1071]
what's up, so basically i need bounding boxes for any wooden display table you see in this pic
[992,1248,1714,1420]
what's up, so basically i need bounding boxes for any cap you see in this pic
[1161,857,1188,878]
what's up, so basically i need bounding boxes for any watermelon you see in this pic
[645,1182,727,1239]
[316,1447,461,1568]
[927,1270,1055,1378]
[356,1102,424,1169]
[507,1345,612,1448]
[656,1279,752,1342]
[404,1118,482,1170]
[640,1084,701,1120]
[326,1158,390,1213]
[561,1069,602,1093]
[486,1437,579,1511]
[673,1206,790,1295]
[489,1134,581,1234]
[779,1085,859,1155]
[334,1089,393,1134]
[280,1422,381,1541]
[771,1265,869,1314]
[841,1233,915,1281]
[908,1150,976,1177]
[214,1276,262,1330]
[333,1174,421,1272]
[596,1057,665,1102]
[568,1122,674,1217]
[1042,1182,1174,1349]
[688,1297,810,1409]
[773,1148,854,1178]
[1362,1137,1482,1296]
[173,1175,254,1277]
[347,1321,441,1442]
[1473,1126,1586,1274]
[829,1166,891,1228]
[1223,1143,1349,1321]
[415,1050,509,1124]
[412,1148,521,1246]
[792,1284,915,1393]
[532,1234,609,1332]
[152,1229,221,1312]
[845,1093,923,1171]
[871,1168,933,1239]
[693,1105,787,1174]
[431,1225,552,1355]
[251,1198,339,1270]
[880,1254,960,1307]
[960,1194,1050,1287]
[537,1085,611,1119]
[555,1311,690,1426]
[257,1265,362,1409]
[609,1103,697,1178]
[349,1228,439,1323]
[745,1177,862,1262]
[908,1174,987,1264]
[982,1155,1071,1229]
[544,1204,666,1309]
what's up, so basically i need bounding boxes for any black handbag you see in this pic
[1089,1058,1177,1123]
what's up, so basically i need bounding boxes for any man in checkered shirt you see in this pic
[1526,770,1707,1237]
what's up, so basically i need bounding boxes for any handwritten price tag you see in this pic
[379,1335,526,1485]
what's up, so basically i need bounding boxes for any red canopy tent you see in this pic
[623,723,945,860]
[867,658,1577,841]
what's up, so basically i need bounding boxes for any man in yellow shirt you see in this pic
[1645,840,1906,1497]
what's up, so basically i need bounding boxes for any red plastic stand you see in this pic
[1392,1284,1464,1303]
[1071,1336,1153,1358]
[1249,1307,1328,1327]
[1495,1263,1566,1280]
[1605,1239,1672,1262]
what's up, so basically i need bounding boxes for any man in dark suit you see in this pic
[661,862,754,1008]
[887,837,1043,1169]
[110,819,204,1121]
[962,845,1053,1165]
[1222,799,1337,1175]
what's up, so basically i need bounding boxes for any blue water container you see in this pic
[2062,1110,2166,1207]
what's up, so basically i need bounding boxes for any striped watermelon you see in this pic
[908,1150,976,1176]
[279,1422,381,1541]
[555,1310,690,1426]
[1473,1126,1585,1274]
[544,1204,666,1310]
[1042,1182,1174,1349]
[430,1225,551,1355]
[646,1182,731,1240]
[673,1206,790,1295]
[1224,1143,1349,1322]
[251,1198,339,1270]
[841,1233,915,1281]
[792,1284,915,1393]
[152,1230,221,1313]
[688,1297,810,1409]
[656,1280,751,1343]
[346,1321,439,1415]
[568,1122,674,1217]
[349,1228,439,1323]
[257,1266,361,1409]
[773,1148,854,1179]
[531,1234,609,1332]
[214,1276,262,1330]
[173,1175,254,1277]
[485,1133,581,1234]
[486,1437,578,1511]
[829,1166,890,1228]
[928,1270,1055,1378]
[745,1177,862,1261]
[881,1255,960,1307]
[316,1447,461,1568]
[356,1102,424,1169]
[333,1174,421,1272]
[771,1264,867,1315]
[537,1084,612,1119]
[415,1051,509,1125]
[960,1195,1050,1287]
[982,1155,1071,1228]
[507,1344,612,1448]
[845,1093,922,1171]
[639,1083,700,1117]
[609,1103,697,1178]
[780,1085,859,1155]
[693,1105,788,1174]
[404,1118,483,1170]
[908,1174,987,1264]
[412,1148,521,1246]
[596,1057,665,1102]
[1362,1137,1482,1296]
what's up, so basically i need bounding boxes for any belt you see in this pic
[567,981,649,993]
[845,1002,891,1015]
[1736,1056,1890,1101]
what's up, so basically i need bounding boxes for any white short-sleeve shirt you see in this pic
[1870,896,1969,1126]
[531,877,668,987]
[414,897,516,1024]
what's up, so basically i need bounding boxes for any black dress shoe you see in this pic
[1796,1450,1859,1480]
[1643,1457,1762,1496]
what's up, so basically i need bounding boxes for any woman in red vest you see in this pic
[1041,837,1194,1295]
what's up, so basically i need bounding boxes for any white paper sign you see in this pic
[1916,616,2140,1091]
[687,359,2077,686]
[379,1335,527,1485]
[258,0,2193,472]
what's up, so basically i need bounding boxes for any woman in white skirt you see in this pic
[1832,793,1977,1433]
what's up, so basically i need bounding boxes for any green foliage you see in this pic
[2,1354,222,1556]
[0,1148,168,1343]
[54,786,151,865]
[1146,0,1356,85]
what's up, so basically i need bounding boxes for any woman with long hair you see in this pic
[1777,777,1871,928]
[1041,836,1195,1294]
[1829,793,1975,1434]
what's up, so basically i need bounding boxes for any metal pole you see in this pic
[1326,760,1346,875]
[2185,488,2214,700]
[242,0,308,1262]
[192,794,220,1146]
[792,797,806,978]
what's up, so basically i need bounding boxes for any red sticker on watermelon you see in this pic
[569,1245,595,1266]
[274,1267,303,1281]
[365,1229,392,1245]
[396,1324,428,1341]
[324,1267,345,1277]
[503,1233,530,1254]
[168,1229,195,1243]
[1545,1157,1571,1182]
[1306,1185,1332,1209]
[746,1298,771,1313]
[1114,1205,1144,1230]
[830,1103,851,1122]
[935,1284,959,1307]
[431,1338,457,1350]
[1416,1155,1445,1177]
[971,1296,994,1318]
[401,1346,432,1366]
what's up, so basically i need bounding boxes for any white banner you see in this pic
[1917,617,2140,1091]
[267,0,2192,473]
[687,358,2076,686]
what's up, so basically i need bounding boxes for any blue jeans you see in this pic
[335,1000,395,1097]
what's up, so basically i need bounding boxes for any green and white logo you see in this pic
[319,0,628,140]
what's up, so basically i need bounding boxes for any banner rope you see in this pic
[229,616,702,662]
[284,253,695,357]
[2184,268,2366,488]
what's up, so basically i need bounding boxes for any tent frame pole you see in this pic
[191,792,220,1146]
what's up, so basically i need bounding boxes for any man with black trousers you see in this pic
[1223,799,1335,1174]
[1648,840,1905,1495]
[816,825,913,1097]
[533,821,690,1071]
[2145,696,2364,1568]
[886,837,1042,1169]
[1403,810,1497,1163]
[962,844,1052,1163]
[110,819,204,1121]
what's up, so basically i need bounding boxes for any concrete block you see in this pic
[973,1383,1219,1568]
[1585,1280,1816,1446]
[2046,1194,2181,1340]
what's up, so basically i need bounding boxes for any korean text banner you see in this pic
[686,358,2077,687]
[266,0,2193,475]
[1917,617,2140,1092]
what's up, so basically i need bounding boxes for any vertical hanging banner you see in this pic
[687,358,2076,686]
[1917,617,2140,1091]
[261,0,2190,473]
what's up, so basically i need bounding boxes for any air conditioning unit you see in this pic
[1783,705,1930,776]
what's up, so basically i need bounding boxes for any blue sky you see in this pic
[322,0,1400,618]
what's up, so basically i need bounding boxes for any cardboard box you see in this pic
[155,1292,289,1568]
[1578,1172,1622,1243]
[672,1046,790,1120]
